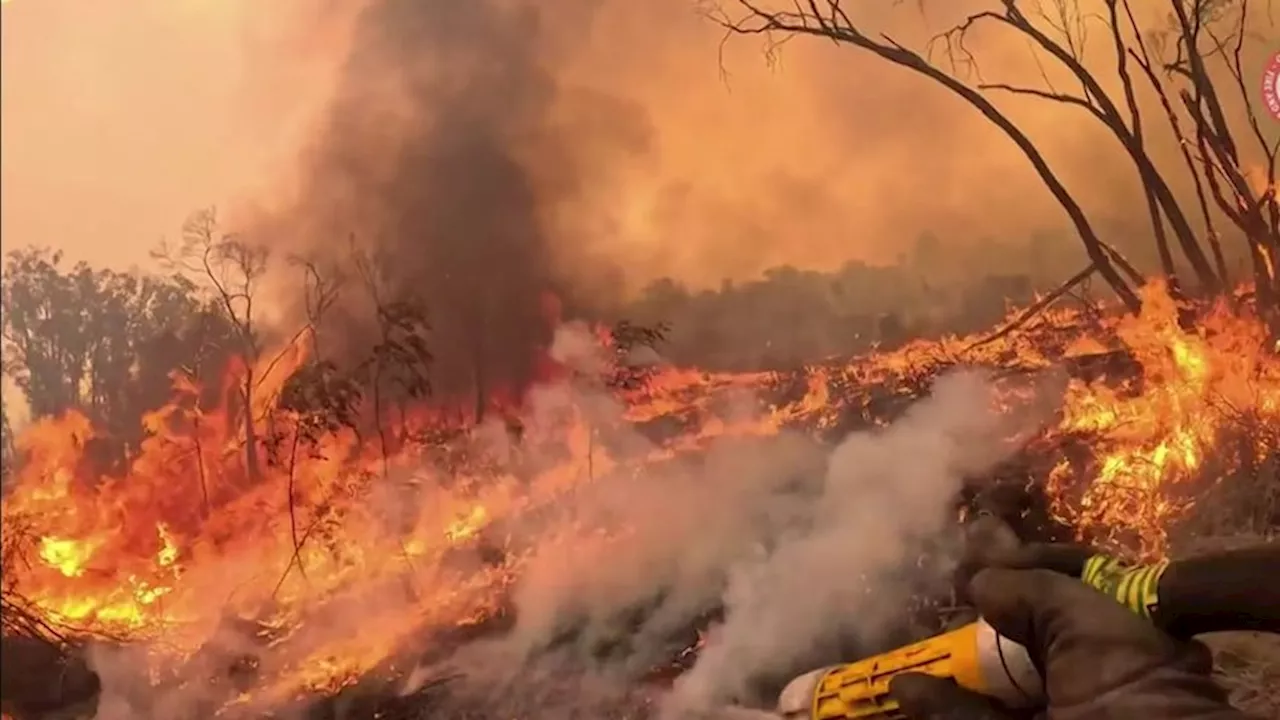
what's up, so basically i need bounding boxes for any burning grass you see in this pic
[1,280,1278,719]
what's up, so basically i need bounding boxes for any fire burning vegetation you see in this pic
[1,275,1277,719]
[3,0,1280,719]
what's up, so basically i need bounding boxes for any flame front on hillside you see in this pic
[1,281,1277,715]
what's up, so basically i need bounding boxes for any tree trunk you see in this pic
[241,369,260,482]
[827,33,1144,311]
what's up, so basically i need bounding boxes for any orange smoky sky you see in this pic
[0,0,359,270]
[2,0,1243,290]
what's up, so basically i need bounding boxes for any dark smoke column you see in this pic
[287,0,633,411]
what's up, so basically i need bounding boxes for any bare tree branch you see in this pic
[1204,0,1273,178]
[1122,0,1230,283]
[1105,0,1178,280]
[981,1,1220,291]
[717,0,1142,311]
[965,263,1097,352]
[154,208,272,480]
[976,82,1098,113]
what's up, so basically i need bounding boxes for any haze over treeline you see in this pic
[2,0,1276,433]
[6,0,1270,284]
[1,4,1277,711]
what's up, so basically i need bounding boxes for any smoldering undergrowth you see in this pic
[71,321,1057,720]
[439,325,1052,718]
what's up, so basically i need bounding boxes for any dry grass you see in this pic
[1170,418,1279,719]
[4,417,1277,719]
[1205,631,1280,718]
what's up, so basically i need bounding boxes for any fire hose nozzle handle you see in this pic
[777,618,1041,719]
[777,543,1280,719]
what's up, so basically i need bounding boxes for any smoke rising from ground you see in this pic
[435,325,1051,718]
[666,369,1029,713]
[68,321,1052,719]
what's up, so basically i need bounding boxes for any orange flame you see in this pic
[1,280,1276,709]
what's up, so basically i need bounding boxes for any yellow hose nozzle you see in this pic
[772,552,1183,719]
[776,619,1043,720]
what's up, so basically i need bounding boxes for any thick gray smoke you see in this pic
[285,0,647,393]
[665,370,1028,713]
[72,324,1051,720]
[437,325,1048,718]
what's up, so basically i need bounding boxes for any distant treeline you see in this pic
[618,229,1124,370]
[0,228,1142,473]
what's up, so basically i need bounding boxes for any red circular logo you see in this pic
[1264,50,1280,121]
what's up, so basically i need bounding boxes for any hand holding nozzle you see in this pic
[888,518,1278,719]
[777,518,1277,719]
[889,568,1246,720]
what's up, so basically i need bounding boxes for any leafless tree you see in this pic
[714,0,1279,322]
[154,208,271,480]
[291,253,345,360]
[349,238,432,466]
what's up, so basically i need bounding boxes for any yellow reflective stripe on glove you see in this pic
[1081,554,1169,618]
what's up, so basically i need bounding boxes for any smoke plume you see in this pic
[270,0,654,392]
[275,0,1123,288]
[7,0,1274,288]
[63,317,1055,720]
[665,369,1028,713]
[432,325,1046,718]
[240,0,1273,392]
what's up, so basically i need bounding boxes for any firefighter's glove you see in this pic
[887,568,1246,720]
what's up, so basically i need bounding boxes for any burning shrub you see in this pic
[0,280,1276,719]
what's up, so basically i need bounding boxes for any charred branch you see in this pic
[965,263,1097,353]
[951,1,1220,292]
[719,0,1280,325]
[714,1,1142,311]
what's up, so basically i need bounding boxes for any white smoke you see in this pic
[76,322,1042,720]
[666,369,1024,714]
[445,323,1040,718]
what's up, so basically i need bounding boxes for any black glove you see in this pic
[887,568,1247,720]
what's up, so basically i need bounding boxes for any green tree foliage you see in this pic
[625,249,1050,371]
[0,248,236,468]
[1,227,1072,470]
